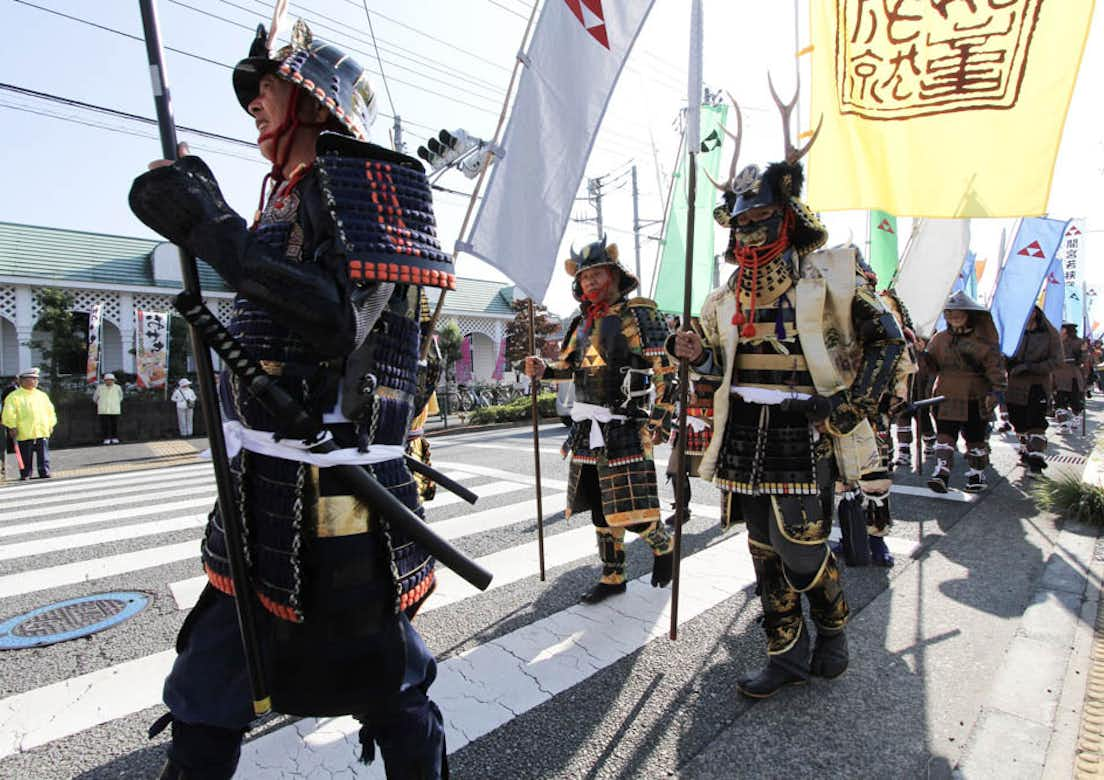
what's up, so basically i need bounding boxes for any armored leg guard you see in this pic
[1026,434,1048,474]
[806,554,850,679]
[582,527,627,603]
[635,521,674,588]
[836,493,871,567]
[964,444,990,493]
[157,717,244,780]
[928,443,954,493]
[738,541,810,699]
[922,434,937,457]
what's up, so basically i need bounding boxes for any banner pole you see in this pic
[528,299,547,580]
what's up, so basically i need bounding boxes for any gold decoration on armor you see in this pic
[735,255,794,309]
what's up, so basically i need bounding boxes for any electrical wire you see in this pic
[361,0,396,116]
[486,0,528,21]
[9,0,441,136]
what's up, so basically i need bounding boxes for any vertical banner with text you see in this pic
[136,310,169,390]
[85,302,103,386]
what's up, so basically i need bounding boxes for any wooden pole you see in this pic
[137,0,269,716]
[528,298,547,580]
[421,1,541,358]
[669,152,697,641]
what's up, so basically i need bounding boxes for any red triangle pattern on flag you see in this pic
[1069,225,1082,235]
[563,0,610,49]
[1017,240,1046,258]
[877,219,895,234]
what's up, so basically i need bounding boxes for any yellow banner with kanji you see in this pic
[807,0,1095,217]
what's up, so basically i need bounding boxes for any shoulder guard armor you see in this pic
[625,300,670,356]
[314,133,455,291]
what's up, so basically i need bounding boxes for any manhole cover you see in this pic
[0,592,150,650]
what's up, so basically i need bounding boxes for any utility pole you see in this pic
[631,165,642,284]
[392,114,405,154]
[588,177,604,238]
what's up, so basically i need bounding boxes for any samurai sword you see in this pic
[174,292,493,592]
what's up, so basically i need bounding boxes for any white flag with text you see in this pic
[462,0,656,301]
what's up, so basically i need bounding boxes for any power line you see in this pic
[170,0,503,114]
[10,0,440,135]
[486,0,528,20]
[361,0,395,115]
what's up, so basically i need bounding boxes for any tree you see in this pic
[437,319,463,383]
[504,299,560,365]
[26,288,86,395]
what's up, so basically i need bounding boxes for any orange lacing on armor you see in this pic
[205,565,303,623]
[731,209,794,337]
[399,571,436,612]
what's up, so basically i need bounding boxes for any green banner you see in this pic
[869,209,899,291]
[653,103,727,316]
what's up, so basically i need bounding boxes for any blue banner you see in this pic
[1041,253,1064,330]
[991,217,1070,356]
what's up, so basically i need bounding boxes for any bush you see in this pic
[1032,473,1104,525]
[465,392,557,425]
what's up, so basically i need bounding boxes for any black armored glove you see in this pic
[128,156,242,262]
[780,394,832,422]
[782,391,862,434]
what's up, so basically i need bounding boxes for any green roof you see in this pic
[0,222,230,292]
[0,222,516,313]
[426,277,515,317]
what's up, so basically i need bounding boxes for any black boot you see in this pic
[651,551,673,587]
[810,629,849,679]
[837,496,871,567]
[580,581,627,604]
[737,620,810,698]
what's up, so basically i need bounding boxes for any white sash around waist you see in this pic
[571,401,629,449]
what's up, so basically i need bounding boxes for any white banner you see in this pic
[894,219,972,338]
[136,310,169,390]
[85,302,103,386]
[461,0,656,301]
[1061,218,1086,327]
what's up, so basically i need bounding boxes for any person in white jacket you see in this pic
[170,378,197,437]
[92,374,124,444]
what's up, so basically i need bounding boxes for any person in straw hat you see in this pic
[93,372,124,444]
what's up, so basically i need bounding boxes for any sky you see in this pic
[1,0,1101,323]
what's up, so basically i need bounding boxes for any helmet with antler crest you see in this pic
[710,74,828,262]
[233,2,377,142]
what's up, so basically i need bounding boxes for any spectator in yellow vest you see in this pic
[1,367,57,480]
[93,373,124,444]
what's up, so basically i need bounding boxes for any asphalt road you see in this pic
[0,417,1095,778]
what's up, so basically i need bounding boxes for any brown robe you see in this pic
[1054,336,1087,393]
[924,327,1006,422]
[1006,310,1061,406]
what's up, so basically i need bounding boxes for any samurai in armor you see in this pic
[1054,323,1088,433]
[129,18,451,779]
[1006,306,1061,475]
[670,87,905,698]
[525,238,676,604]
[922,292,1006,494]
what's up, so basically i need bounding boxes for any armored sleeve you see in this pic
[628,299,677,436]
[826,283,905,435]
[980,341,1008,392]
[665,287,725,380]
[129,157,360,358]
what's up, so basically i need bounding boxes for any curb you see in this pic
[1074,422,1104,779]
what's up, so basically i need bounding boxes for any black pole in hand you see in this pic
[137,0,270,717]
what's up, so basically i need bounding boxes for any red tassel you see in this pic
[732,310,746,326]
[741,323,756,338]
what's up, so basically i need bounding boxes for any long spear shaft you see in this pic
[528,299,547,580]
[670,156,697,641]
[137,0,270,717]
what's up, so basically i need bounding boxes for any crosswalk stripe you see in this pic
[891,484,980,503]
[0,514,207,562]
[0,649,176,760]
[235,533,755,776]
[0,530,747,764]
[1,488,216,530]
[0,463,212,498]
[432,460,569,492]
[0,540,199,600]
[0,497,216,539]
[0,475,216,514]
[429,479,534,509]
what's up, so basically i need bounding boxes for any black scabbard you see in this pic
[174,292,493,592]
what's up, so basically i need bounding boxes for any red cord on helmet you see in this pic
[731,209,794,337]
[253,87,327,225]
